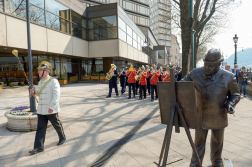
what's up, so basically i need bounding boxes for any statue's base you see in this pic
[224,158,233,167]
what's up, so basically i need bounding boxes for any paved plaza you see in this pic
[0,83,252,167]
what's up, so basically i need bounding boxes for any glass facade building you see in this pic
[0,1,151,85]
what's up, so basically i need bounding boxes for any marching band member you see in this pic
[146,66,151,95]
[106,64,119,98]
[149,65,160,101]
[126,64,136,99]
[29,61,66,155]
[135,67,140,95]
[118,67,126,95]
[138,65,147,100]
[158,66,163,81]
[161,65,170,81]
[125,67,129,91]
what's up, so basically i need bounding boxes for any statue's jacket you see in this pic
[36,76,60,115]
[183,67,240,129]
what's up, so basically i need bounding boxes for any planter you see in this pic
[5,111,38,131]
[86,76,91,80]
[59,80,67,85]
[99,76,106,80]
[70,76,78,81]
[91,76,99,80]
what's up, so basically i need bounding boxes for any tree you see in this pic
[171,0,241,77]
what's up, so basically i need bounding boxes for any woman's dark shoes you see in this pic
[57,138,66,146]
[29,147,44,155]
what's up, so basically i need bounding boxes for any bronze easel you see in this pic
[156,68,202,167]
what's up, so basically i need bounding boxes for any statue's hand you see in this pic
[225,102,235,114]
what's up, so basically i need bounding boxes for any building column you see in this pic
[103,58,113,73]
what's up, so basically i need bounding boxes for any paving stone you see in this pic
[10,154,37,167]
[59,153,86,167]
[35,159,61,167]
[36,146,60,163]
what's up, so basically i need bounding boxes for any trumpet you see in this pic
[118,71,123,78]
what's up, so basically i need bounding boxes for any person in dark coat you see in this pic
[158,66,163,81]
[177,68,182,81]
[183,49,240,167]
[125,67,129,91]
[107,64,119,98]
[118,67,126,95]
[146,66,151,95]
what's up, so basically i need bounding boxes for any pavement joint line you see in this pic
[88,106,159,167]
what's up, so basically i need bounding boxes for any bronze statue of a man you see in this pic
[183,49,240,167]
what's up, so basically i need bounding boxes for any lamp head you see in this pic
[12,49,18,57]
[233,34,238,43]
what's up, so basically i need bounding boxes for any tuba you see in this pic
[106,64,116,80]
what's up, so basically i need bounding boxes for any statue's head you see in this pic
[203,49,223,75]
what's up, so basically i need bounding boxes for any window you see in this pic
[139,6,146,15]
[29,4,46,25]
[158,50,165,59]
[88,15,117,40]
[133,39,137,49]
[139,17,145,25]
[118,17,126,32]
[72,24,86,39]
[138,43,141,50]
[30,0,44,9]
[132,31,137,41]
[127,25,132,37]
[127,35,132,45]
[46,0,70,20]
[0,0,3,11]
[71,10,86,28]
[125,1,133,10]
[119,28,127,42]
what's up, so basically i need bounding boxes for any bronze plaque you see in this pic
[157,81,197,129]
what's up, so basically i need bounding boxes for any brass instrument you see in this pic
[135,67,141,81]
[106,64,116,80]
[135,65,145,81]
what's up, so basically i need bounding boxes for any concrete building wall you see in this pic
[0,14,7,46]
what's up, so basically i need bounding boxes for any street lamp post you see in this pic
[233,34,238,66]
[26,0,36,112]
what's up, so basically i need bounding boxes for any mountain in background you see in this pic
[224,48,252,69]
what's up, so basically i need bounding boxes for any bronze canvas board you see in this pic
[157,81,197,129]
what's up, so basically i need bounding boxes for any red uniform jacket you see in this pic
[161,74,170,81]
[126,70,136,83]
[139,72,147,85]
[149,71,160,85]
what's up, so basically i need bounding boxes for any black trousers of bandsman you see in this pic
[147,78,151,95]
[128,83,136,98]
[151,84,158,100]
[136,81,139,95]
[139,84,146,99]
[34,113,65,149]
[109,87,118,96]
